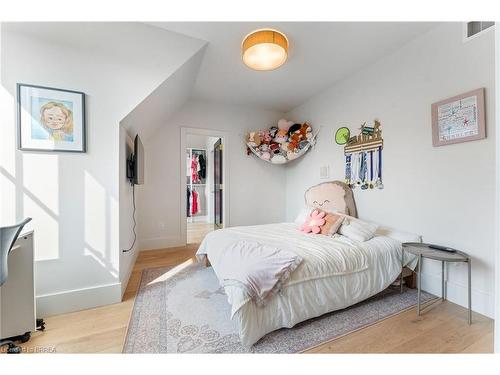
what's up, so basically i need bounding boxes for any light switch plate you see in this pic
[319,165,330,179]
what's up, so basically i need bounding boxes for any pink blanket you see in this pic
[214,240,303,306]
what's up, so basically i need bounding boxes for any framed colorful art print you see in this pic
[431,88,485,147]
[17,83,86,152]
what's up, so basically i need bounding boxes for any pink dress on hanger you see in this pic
[191,157,199,183]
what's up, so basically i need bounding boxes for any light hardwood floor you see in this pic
[187,221,214,244]
[17,245,493,354]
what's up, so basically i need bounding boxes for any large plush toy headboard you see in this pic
[304,181,357,218]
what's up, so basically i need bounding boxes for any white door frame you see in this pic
[494,24,500,353]
[180,127,230,245]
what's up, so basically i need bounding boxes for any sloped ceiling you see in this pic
[149,22,439,112]
[2,22,208,137]
[120,46,207,140]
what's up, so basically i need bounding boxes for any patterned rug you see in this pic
[124,261,434,353]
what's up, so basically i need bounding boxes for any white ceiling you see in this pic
[149,22,439,112]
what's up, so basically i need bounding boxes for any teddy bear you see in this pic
[289,122,312,146]
[288,139,299,151]
[299,122,312,140]
[278,119,293,131]
[275,119,293,143]
[247,132,261,148]
[260,129,272,144]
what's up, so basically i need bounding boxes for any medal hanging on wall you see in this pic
[345,154,352,185]
[374,146,384,189]
[343,120,384,191]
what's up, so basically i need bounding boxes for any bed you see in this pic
[196,181,419,347]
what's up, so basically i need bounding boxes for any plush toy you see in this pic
[275,129,288,143]
[261,151,271,161]
[260,129,272,144]
[287,123,301,136]
[259,143,270,152]
[288,139,299,151]
[247,132,261,147]
[278,119,293,132]
[281,142,289,151]
[299,122,312,140]
[269,126,278,139]
[269,142,281,154]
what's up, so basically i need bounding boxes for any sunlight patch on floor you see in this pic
[147,258,195,286]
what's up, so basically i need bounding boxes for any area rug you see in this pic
[123,262,435,353]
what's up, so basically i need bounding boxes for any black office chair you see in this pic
[0,218,32,354]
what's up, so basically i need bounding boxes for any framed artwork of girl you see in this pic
[17,83,86,152]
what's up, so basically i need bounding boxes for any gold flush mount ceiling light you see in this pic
[242,29,289,71]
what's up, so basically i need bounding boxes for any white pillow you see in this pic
[293,207,312,225]
[375,226,422,243]
[338,216,378,242]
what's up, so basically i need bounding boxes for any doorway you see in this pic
[181,128,229,245]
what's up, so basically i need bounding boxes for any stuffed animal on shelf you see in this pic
[287,123,301,136]
[269,126,278,139]
[288,139,299,151]
[269,142,281,154]
[299,122,312,140]
[245,119,315,163]
[259,143,270,153]
[260,129,272,144]
[247,132,261,147]
[278,119,293,131]
[275,118,293,144]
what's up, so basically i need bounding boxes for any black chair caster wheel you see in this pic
[19,332,31,343]
[7,343,22,354]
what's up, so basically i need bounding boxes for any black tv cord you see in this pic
[122,183,136,253]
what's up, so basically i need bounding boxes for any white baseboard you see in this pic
[120,249,139,297]
[421,272,494,319]
[138,235,184,251]
[36,282,122,317]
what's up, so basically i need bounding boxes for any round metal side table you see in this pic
[402,242,472,324]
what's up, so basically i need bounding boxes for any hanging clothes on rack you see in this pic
[191,156,199,183]
[187,188,191,217]
[198,153,206,179]
[191,189,199,215]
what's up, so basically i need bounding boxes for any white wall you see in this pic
[0,22,205,315]
[137,99,286,250]
[285,23,496,317]
[118,127,139,296]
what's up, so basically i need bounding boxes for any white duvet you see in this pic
[197,222,416,347]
